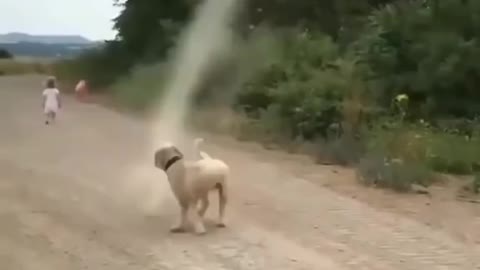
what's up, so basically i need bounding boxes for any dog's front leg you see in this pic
[190,200,206,235]
[170,205,188,233]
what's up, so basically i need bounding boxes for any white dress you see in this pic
[43,88,60,114]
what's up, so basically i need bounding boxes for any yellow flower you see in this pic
[395,94,409,102]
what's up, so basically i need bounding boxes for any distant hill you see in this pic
[0,32,91,44]
[0,32,100,58]
[0,42,99,58]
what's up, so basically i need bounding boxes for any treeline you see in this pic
[0,42,95,58]
[56,0,480,192]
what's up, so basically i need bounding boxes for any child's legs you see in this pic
[44,110,56,122]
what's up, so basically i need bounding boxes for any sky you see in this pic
[0,0,121,41]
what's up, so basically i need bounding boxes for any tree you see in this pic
[112,0,194,60]
[357,0,480,119]
[111,0,398,62]
[0,48,12,59]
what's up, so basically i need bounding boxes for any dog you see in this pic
[154,139,229,235]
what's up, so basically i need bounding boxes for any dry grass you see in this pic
[0,59,51,76]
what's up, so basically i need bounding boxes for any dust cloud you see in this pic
[121,0,241,215]
[149,0,239,150]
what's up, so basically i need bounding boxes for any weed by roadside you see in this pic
[0,59,50,76]
[357,155,433,192]
[110,63,168,111]
[426,133,480,175]
[314,135,365,166]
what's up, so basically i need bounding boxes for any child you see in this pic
[74,79,87,102]
[42,76,61,125]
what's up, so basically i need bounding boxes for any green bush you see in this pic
[110,62,169,111]
[315,135,366,166]
[54,41,132,89]
[426,133,480,175]
[357,155,433,192]
[366,118,480,177]
[235,31,369,141]
[0,48,13,59]
[356,0,480,119]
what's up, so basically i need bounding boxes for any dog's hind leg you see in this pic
[170,205,188,233]
[217,183,227,228]
[198,196,210,218]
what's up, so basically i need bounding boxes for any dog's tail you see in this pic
[193,137,212,160]
[193,137,204,150]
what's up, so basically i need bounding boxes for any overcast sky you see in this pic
[0,0,121,40]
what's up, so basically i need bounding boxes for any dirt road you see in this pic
[1,75,479,270]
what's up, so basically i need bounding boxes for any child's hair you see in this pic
[46,76,56,88]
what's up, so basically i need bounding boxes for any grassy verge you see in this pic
[52,28,480,195]
[0,59,51,76]
[193,106,480,194]
[57,60,480,195]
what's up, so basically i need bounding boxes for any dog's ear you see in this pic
[170,146,184,159]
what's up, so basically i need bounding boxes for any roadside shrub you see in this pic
[110,62,168,111]
[0,59,49,75]
[357,155,433,192]
[235,31,348,140]
[315,135,366,166]
[0,48,13,59]
[426,133,480,175]
[357,0,480,119]
[367,123,429,163]
[54,41,132,89]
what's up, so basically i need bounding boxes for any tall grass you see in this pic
[110,63,169,112]
[0,59,51,75]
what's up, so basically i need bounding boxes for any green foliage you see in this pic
[425,133,480,175]
[357,154,433,192]
[243,0,396,39]
[0,48,13,59]
[110,62,168,111]
[236,31,363,140]
[315,135,366,166]
[356,0,480,119]
[54,41,131,89]
[56,0,480,193]
[113,0,192,60]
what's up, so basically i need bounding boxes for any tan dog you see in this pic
[154,140,229,235]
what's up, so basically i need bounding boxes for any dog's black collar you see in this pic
[164,155,182,171]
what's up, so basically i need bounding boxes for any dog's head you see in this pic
[154,143,184,171]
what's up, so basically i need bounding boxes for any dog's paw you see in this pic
[194,229,207,236]
[193,225,207,235]
[170,226,187,233]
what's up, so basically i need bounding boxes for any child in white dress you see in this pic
[42,77,61,125]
